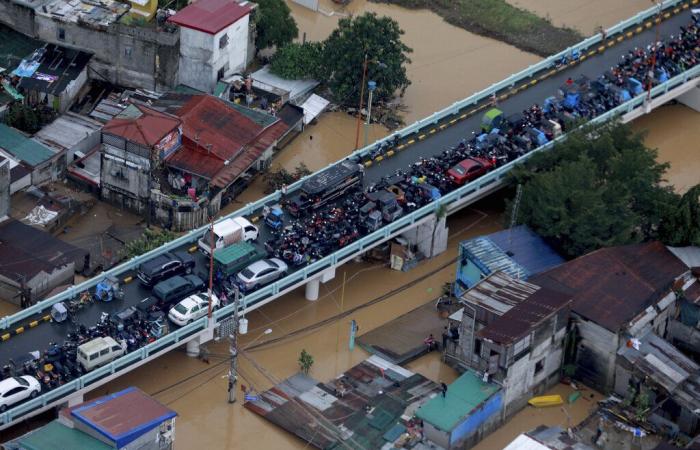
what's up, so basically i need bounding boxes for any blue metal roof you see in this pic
[461,226,564,280]
[71,387,177,448]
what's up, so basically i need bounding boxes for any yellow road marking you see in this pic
[397,144,406,150]
[449,119,457,125]
[188,245,197,253]
[588,50,597,57]
[626,31,633,37]
[15,327,23,335]
[386,150,395,157]
[375,155,384,162]
[636,26,643,33]
[407,139,415,145]
[1,334,9,341]
[364,160,372,167]
[460,113,468,119]
[43,315,50,322]
[616,35,624,42]
[29,321,38,328]
[439,124,447,130]
[429,129,436,134]
[530,79,538,86]
[418,134,426,140]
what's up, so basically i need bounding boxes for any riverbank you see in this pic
[368,0,582,57]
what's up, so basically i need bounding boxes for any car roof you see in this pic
[458,158,484,168]
[0,377,21,389]
[246,259,273,273]
[139,252,177,270]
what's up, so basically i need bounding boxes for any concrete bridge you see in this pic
[1,0,700,430]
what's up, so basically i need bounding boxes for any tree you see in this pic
[507,121,675,258]
[270,42,323,80]
[659,184,700,246]
[321,13,412,106]
[298,349,314,375]
[123,229,177,258]
[252,0,298,52]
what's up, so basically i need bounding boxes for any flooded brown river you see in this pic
[3,1,700,448]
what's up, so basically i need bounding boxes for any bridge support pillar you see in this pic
[402,215,449,259]
[678,85,700,112]
[185,326,215,357]
[305,278,320,301]
[67,393,83,408]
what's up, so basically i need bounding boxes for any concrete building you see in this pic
[454,225,564,297]
[100,104,182,214]
[0,218,85,305]
[14,43,91,112]
[416,370,503,449]
[0,153,30,194]
[446,271,572,417]
[0,0,180,91]
[0,123,64,186]
[531,242,692,393]
[168,0,253,93]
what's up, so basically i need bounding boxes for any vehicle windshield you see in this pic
[265,259,278,268]
[452,165,466,175]
[14,377,28,387]
[240,268,255,279]
[201,231,214,246]
[173,304,188,315]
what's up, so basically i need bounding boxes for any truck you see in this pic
[287,160,363,216]
[198,216,259,256]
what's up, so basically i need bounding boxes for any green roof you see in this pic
[416,371,500,432]
[14,420,112,450]
[227,102,277,127]
[214,81,228,97]
[0,123,54,166]
[214,241,259,265]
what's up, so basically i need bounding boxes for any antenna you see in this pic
[507,184,523,257]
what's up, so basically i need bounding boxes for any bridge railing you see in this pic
[0,0,697,427]
[0,0,685,332]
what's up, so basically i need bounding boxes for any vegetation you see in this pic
[157,0,188,11]
[123,228,178,258]
[264,163,312,194]
[4,103,53,134]
[270,13,412,106]
[370,0,582,57]
[298,349,314,374]
[658,185,700,246]
[269,42,323,80]
[507,122,677,258]
[252,0,298,52]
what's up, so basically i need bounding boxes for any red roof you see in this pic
[167,0,252,35]
[166,95,288,188]
[103,105,180,148]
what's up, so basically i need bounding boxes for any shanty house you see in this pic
[446,272,572,417]
[0,218,85,306]
[0,123,64,186]
[454,225,564,297]
[531,242,692,393]
[169,0,254,93]
[100,104,182,215]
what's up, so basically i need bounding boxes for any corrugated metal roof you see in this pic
[16,43,90,96]
[667,246,700,269]
[70,387,176,448]
[532,242,688,332]
[168,0,252,35]
[461,272,539,315]
[0,123,55,166]
[11,420,111,450]
[416,370,500,431]
[103,104,181,148]
[251,65,319,103]
[462,236,529,280]
[503,434,551,450]
[33,113,102,153]
[300,94,330,125]
[487,225,565,276]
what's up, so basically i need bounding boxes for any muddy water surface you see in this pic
[632,104,700,194]
[506,0,650,34]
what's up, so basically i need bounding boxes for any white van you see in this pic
[77,337,125,372]
[198,217,259,256]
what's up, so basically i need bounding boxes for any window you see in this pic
[100,348,110,356]
[219,34,229,49]
[124,46,132,58]
[473,339,482,357]
[534,358,545,374]
[57,28,65,41]
[3,387,24,397]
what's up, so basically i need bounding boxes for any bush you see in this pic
[298,349,314,374]
[264,163,311,193]
[123,228,178,258]
[270,42,323,80]
[252,0,298,51]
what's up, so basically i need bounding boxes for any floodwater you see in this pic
[506,0,650,34]
[274,0,539,175]
[631,104,700,194]
[91,200,504,449]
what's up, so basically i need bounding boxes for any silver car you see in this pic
[236,258,288,291]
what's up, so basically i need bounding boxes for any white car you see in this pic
[236,258,288,292]
[0,376,41,411]
[168,292,220,327]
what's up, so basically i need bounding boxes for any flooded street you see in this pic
[506,0,650,34]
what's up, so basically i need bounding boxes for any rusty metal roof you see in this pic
[166,95,288,188]
[466,272,571,345]
[103,105,180,148]
[531,242,687,333]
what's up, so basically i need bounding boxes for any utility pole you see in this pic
[363,80,377,147]
[228,286,240,404]
[354,54,369,150]
[207,216,214,319]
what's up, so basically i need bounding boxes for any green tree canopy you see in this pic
[508,121,676,258]
[320,13,412,105]
[659,185,700,246]
[252,0,298,52]
[269,42,323,80]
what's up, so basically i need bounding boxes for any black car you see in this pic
[152,275,206,308]
[136,251,195,287]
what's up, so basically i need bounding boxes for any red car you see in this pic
[447,157,494,185]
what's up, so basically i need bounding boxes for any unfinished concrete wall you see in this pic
[402,215,448,258]
[0,0,35,36]
[33,15,179,90]
[575,316,619,392]
[100,148,151,214]
[28,264,74,301]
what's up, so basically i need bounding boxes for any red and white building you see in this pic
[168,0,254,93]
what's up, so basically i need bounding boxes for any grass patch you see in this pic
[370,0,583,57]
